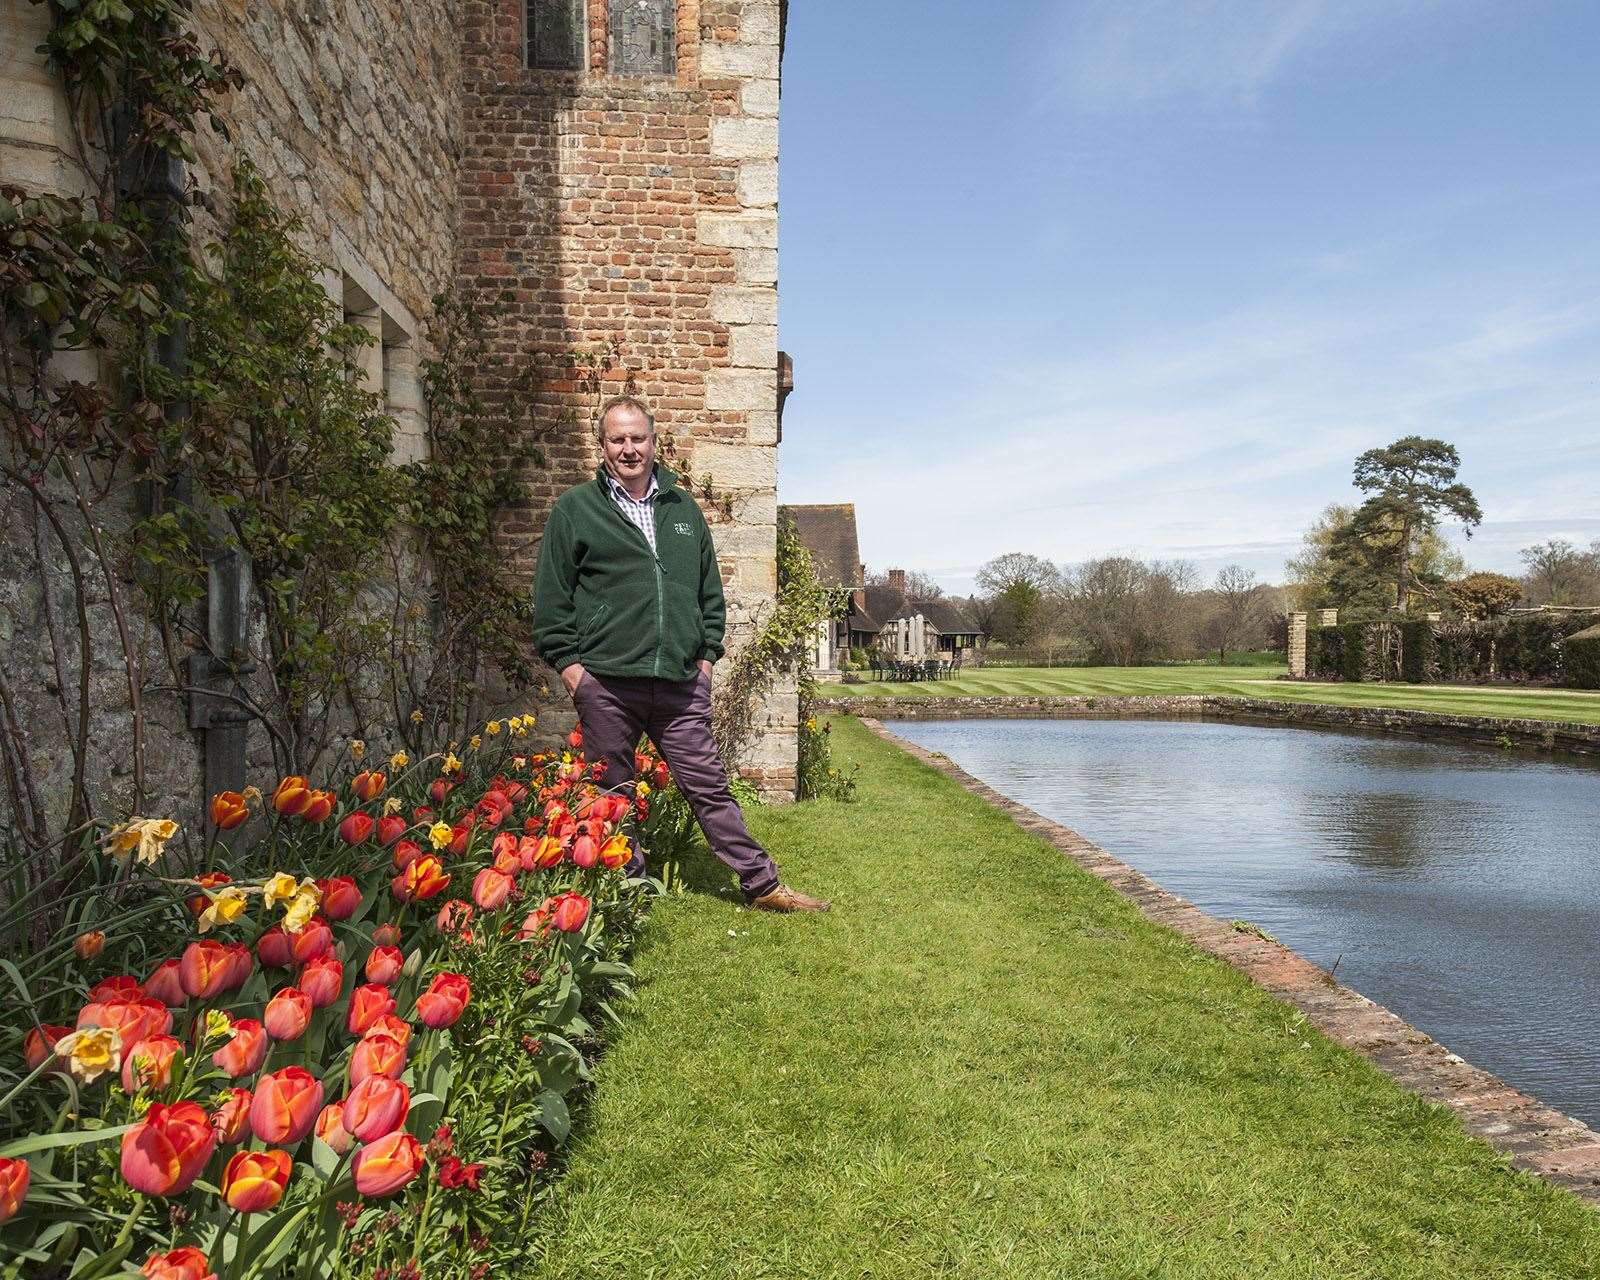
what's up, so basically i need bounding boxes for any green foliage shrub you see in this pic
[1560,625,1600,689]
[1400,620,1433,683]
[1338,622,1367,682]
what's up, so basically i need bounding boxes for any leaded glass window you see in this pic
[609,0,675,75]
[527,0,584,71]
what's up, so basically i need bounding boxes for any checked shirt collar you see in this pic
[604,467,660,556]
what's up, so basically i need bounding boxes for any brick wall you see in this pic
[460,0,796,799]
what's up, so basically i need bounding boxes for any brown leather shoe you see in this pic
[749,884,831,913]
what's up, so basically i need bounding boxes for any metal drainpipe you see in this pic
[123,123,252,807]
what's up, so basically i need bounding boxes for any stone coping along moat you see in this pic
[855,715,1600,1207]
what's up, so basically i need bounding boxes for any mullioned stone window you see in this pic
[526,0,586,71]
[608,0,675,75]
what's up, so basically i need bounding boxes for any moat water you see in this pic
[890,717,1600,1128]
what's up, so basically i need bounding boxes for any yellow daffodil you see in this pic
[282,885,321,934]
[636,780,651,799]
[507,716,521,733]
[485,720,501,736]
[390,750,409,770]
[262,872,300,908]
[468,735,482,751]
[383,796,404,816]
[349,739,366,760]
[242,785,263,805]
[441,752,462,776]
[55,1027,120,1084]
[513,756,528,771]
[410,708,424,724]
[429,821,454,851]
[105,817,180,866]
[197,886,249,934]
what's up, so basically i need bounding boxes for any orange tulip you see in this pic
[371,922,401,948]
[436,899,474,937]
[551,892,590,933]
[492,847,521,876]
[318,876,362,920]
[222,942,254,991]
[186,871,233,917]
[518,905,551,941]
[210,1087,253,1144]
[0,1156,27,1224]
[178,940,232,999]
[250,1066,324,1145]
[121,1100,216,1196]
[220,1148,292,1213]
[143,959,188,1007]
[209,791,249,830]
[532,834,565,870]
[347,983,396,1036]
[88,974,142,1000]
[364,1014,413,1048]
[263,987,312,1041]
[272,776,310,816]
[299,954,343,1009]
[599,833,632,870]
[351,770,386,801]
[392,839,424,872]
[348,1031,406,1086]
[364,946,403,986]
[78,993,172,1046]
[120,1034,182,1093]
[472,867,514,913]
[316,1101,354,1154]
[570,834,599,868]
[391,854,449,903]
[352,1129,422,1198]
[299,789,335,823]
[338,812,374,846]
[257,925,294,969]
[289,917,334,965]
[343,1073,410,1141]
[73,929,106,960]
[23,1023,69,1071]
[140,1247,215,1280]
[415,972,471,1029]
[211,1018,268,1079]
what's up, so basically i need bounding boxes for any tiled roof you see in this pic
[780,503,863,590]
[884,596,983,637]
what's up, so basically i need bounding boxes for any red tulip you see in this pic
[518,905,551,941]
[221,1148,292,1213]
[289,917,334,965]
[352,1130,422,1197]
[428,779,452,805]
[79,993,171,1046]
[300,954,343,1009]
[391,855,449,902]
[141,1248,216,1280]
[88,974,143,1001]
[178,941,232,999]
[347,983,396,1036]
[570,835,598,869]
[343,1074,410,1141]
[599,833,631,870]
[143,959,187,1008]
[299,788,335,823]
[73,929,106,960]
[415,972,471,1030]
[316,1101,354,1154]
[371,923,401,949]
[210,1087,253,1144]
[364,945,403,985]
[448,823,470,857]
[0,1156,28,1224]
[23,1023,69,1071]
[351,770,386,801]
[264,987,312,1041]
[491,831,518,860]
[318,876,361,920]
[211,1017,267,1078]
[552,892,590,933]
[120,1034,182,1093]
[250,1066,324,1144]
[257,925,294,969]
[121,1101,216,1196]
[338,812,375,846]
[222,942,253,991]
[210,791,249,830]
[348,1032,406,1086]
[472,867,514,912]
[376,815,407,847]
[272,776,310,817]
[364,1014,413,1048]
[436,900,474,936]
[567,726,583,749]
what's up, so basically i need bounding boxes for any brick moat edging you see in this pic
[816,693,1600,758]
[856,716,1600,1207]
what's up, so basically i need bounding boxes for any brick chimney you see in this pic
[888,568,906,596]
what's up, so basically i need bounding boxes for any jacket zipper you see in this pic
[598,478,667,677]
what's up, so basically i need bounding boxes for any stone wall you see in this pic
[459,0,796,799]
[815,694,1600,760]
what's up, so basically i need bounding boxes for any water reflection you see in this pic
[891,717,1600,1127]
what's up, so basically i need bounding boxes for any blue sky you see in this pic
[776,1,1600,594]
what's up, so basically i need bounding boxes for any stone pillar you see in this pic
[1319,608,1339,627]
[1288,612,1308,678]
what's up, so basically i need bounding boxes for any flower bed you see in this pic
[0,718,679,1279]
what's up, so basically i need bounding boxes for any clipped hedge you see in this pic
[1338,622,1367,683]
[1312,610,1600,686]
[1400,620,1433,684]
[1564,625,1600,689]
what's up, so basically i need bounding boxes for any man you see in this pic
[533,395,830,913]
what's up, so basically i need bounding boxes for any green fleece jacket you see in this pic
[532,465,726,681]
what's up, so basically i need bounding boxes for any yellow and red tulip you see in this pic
[0,1156,28,1224]
[211,1018,267,1078]
[349,1031,406,1086]
[120,1034,182,1093]
[343,1073,410,1141]
[140,1248,216,1280]
[392,854,450,903]
[209,791,249,830]
[316,1101,354,1154]
[120,1100,216,1196]
[351,1129,422,1198]
[250,1066,324,1144]
[220,1148,292,1213]
[272,776,310,817]
[351,770,386,801]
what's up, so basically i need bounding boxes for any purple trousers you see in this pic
[571,670,781,899]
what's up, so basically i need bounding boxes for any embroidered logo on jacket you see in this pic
[673,522,693,536]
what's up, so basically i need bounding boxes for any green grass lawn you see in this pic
[829,663,1600,726]
[523,719,1600,1279]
